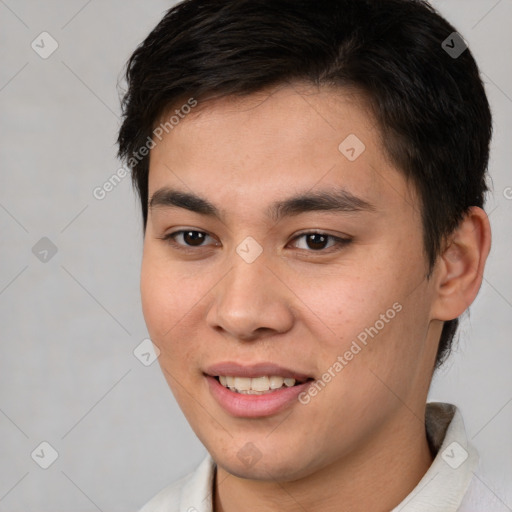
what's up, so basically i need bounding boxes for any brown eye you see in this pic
[290,232,352,253]
[181,231,206,246]
[162,230,215,248]
[304,233,330,250]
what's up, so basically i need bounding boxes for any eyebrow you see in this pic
[148,186,376,223]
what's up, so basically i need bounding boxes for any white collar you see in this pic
[390,402,478,511]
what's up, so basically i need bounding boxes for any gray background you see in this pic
[0,1,511,510]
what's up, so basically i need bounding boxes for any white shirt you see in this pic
[139,402,508,511]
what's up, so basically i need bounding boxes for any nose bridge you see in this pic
[207,247,294,339]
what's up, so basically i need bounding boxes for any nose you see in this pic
[206,252,295,341]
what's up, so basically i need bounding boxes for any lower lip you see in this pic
[205,375,313,418]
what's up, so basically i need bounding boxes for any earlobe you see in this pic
[431,206,492,321]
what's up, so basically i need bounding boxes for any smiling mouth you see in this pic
[214,375,314,394]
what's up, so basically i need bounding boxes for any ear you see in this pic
[430,206,492,321]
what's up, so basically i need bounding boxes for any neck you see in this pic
[214,408,433,512]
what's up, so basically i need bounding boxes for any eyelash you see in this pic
[158,230,352,254]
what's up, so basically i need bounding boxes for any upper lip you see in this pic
[204,361,313,382]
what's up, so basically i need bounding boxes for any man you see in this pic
[117,0,499,510]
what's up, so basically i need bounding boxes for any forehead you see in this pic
[147,84,419,221]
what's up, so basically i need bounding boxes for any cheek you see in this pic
[140,257,198,402]
[297,259,429,390]
[293,266,399,346]
[140,248,211,374]
[140,247,187,343]
[140,263,168,339]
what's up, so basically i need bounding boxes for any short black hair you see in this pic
[117,0,492,369]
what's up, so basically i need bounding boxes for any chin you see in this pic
[212,445,318,482]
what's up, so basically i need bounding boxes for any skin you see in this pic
[141,84,491,512]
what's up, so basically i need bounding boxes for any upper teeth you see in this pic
[218,375,298,394]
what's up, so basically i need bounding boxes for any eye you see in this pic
[160,230,217,249]
[289,232,351,252]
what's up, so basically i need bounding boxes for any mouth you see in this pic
[203,362,315,417]
[212,375,314,395]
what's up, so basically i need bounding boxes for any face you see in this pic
[141,84,441,481]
